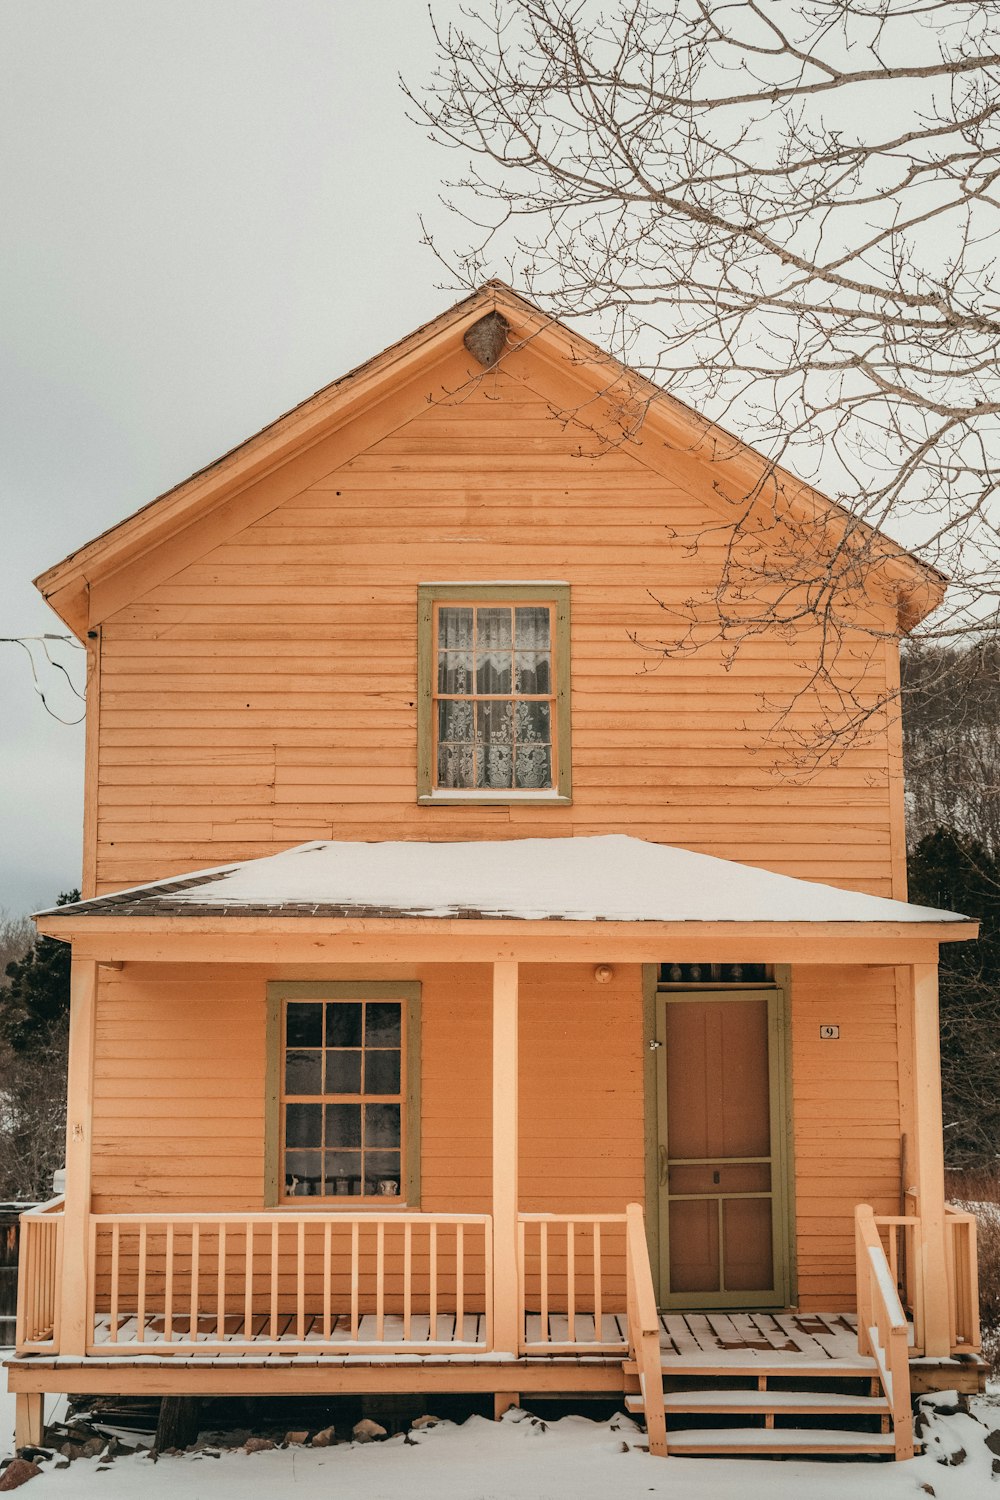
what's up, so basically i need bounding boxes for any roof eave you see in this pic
[34,911,978,970]
[34,283,503,635]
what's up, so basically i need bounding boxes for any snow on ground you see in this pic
[3,1364,1000,1500]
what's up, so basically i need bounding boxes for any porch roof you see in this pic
[37,835,970,927]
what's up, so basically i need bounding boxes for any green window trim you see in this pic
[265,981,421,1209]
[416,582,572,804]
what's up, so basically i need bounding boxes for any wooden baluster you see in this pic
[269,1221,279,1340]
[21,1219,34,1343]
[85,1216,97,1353]
[592,1223,602,1342]
[540,1221,549,1344]
[484,1218,494,1351]
[517,1217,526,1351]
[29,1222,38,1342]
[566,1221,576,1343]
[429,1222,438,1340]
[244,1222,254,1343]
[164,1223,174,1343]
[52,1213,63,1349]
[455,1223,465,1341]
[216,1223,227,1341]
[136,1224,147,1344]
[322,1220,332,1341]
[189,1224,200,1344]
[39,1223,48,1340]
[403,1222,412,1343]
[350,1222,360,1340]
[297,1220,306,1341]
[48,1222,56,1337]
[32,1223,41,1341]
[376,1222,385,1342]
[40,1224,48,1341]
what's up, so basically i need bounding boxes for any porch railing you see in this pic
[872,1211,924,1353]
[877,1196,981,1357]
[517,1212,629,1352]
[14,1196,64,1353]
[855,1204,914,1461]
[945,1203,980,1352]
[85,1211,493,1354]
[624,1203,667,1456]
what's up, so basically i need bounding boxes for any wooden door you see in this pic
[655,989,789,1308]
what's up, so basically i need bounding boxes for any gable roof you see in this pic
[37,835,970,928]
[35,282,944,636]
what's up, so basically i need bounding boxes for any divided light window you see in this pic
[280,996,404,1202]
[417,585,571,802]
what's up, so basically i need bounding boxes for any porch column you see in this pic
[912,962,950,1357]
[59,957,98,1355]
[492,960,519,1356]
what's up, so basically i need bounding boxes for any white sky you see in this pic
[0,1,467,913]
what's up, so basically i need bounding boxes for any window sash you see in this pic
[416,584,572,802]
[280,997,405,1203]
[265,982,420,1209]
[433,601,557,792]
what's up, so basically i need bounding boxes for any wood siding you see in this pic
[93,358,901,898]
[792,965,902,1309]
[90,963,643,1219]
[90,960,903,1311]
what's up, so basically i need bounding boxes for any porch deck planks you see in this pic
[91,1309,489,1351]
[91,1308,872,1374]
[659,1311,870,1371]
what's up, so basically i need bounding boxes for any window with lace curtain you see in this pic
[417,584,571,802]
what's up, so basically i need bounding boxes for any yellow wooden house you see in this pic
[7,283,983,1460]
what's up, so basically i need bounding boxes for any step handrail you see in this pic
[625,1203,667,1457]
[855,1204,914,1461]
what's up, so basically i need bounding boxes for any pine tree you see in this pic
[0,890,79,1052]
[908,833,1000,1166]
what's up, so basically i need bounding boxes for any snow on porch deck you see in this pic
[657,1311,870,1371]
[84,1310,868,1370]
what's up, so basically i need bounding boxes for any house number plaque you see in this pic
[819,1025,840,1039]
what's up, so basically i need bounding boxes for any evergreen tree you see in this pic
[0,889,79,1052]
[908,833,1000,1166]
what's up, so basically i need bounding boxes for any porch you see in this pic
[9,1195,983,1459]
[11,836,984,1457]
[13,1202,980,1365]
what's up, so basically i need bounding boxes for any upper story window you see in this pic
[417,584,571,803]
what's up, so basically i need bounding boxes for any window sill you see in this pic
[418,789,572,807]
[273,1202,415,1212]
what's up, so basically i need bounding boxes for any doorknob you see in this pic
[659,1145,668,1186]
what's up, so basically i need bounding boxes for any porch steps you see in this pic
[621,1363,912,1458]
[653,1428,899,1456]
[628,1388,890,1416]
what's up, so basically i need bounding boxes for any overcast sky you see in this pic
[0,1,470,913]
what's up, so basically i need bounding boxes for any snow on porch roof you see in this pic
[38,836,970,926]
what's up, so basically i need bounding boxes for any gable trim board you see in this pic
[35,284,943,639]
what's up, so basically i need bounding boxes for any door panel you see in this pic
[656,989,788,1309]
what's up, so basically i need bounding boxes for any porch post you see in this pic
[912,962,950,1357]
[59,956,98,1356]
[492,960,520,1356]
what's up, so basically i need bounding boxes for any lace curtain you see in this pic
[436,604,553,789]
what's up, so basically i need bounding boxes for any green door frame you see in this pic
[642,965,795,1310]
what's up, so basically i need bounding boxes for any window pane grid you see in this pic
[434,602,556,790]
[281,998,403,1202]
